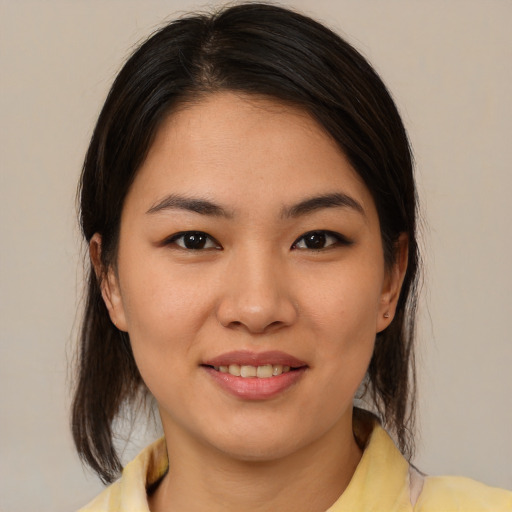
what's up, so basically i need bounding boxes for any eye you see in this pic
[166,231,220,250]
[292,230,350,250]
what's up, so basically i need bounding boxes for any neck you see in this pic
[149,414,363,512]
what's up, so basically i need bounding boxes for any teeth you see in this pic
[256,364,273,378]
[228,364,240,376]
[240,365,257,377]
[272,364,283,376]
[215,364,293,378]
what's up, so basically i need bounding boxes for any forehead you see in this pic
[124,92,376,220]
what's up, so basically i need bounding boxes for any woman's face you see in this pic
[99,92,403,461]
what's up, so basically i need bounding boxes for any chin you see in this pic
[215,438,300,463]
[203,422,313,463]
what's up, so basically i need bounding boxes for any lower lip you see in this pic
[203,366,307,400]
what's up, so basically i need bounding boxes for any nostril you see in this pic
[225,319,285,334]
[216,292,298,333]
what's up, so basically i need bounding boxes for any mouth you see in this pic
[201,351,308,399]
[202,350,308,376]
[205,363,298,378]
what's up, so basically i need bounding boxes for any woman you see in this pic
[72,3,511,511]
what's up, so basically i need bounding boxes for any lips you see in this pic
[215,363,291,378]
[203,350,307,368]
[202,350,308,400]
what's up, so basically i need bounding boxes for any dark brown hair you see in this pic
[73,2,420,484]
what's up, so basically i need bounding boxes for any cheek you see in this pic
[120,247,210,317]
[301,260,384,335]
[117,257,215,367]
[299,259,384,380]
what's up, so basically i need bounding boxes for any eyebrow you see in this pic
[146,194,232,217]
[146,191,365,219]
[281,192,365,218]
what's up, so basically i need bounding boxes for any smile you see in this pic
[213,364,292,378]
[202,351,308,400]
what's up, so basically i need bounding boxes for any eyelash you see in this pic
[164,231,221,250]
[164,230,352,251]
[291,230,352,251]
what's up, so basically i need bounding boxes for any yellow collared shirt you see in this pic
[78,425,512,511]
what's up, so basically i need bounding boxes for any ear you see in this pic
[376,233,408,333]
[89,233,128,332]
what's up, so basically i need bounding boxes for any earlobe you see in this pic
[89,234,128,331]
[377,233,408,332]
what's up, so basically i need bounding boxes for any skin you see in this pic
[92,92,407,512]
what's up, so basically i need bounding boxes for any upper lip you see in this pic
[203,350,307,368]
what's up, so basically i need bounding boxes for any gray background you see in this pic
[1,1,511,510]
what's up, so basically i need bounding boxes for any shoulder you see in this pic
[77,480,122,512]
[77,437,168,512]
[415,475,512,511]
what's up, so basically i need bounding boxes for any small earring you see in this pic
[383,312,390,318]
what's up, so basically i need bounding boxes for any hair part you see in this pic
[73,2,420,483]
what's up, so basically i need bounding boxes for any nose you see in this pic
[216,249,298,335]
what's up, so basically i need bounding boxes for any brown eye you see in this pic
[303,232,327,249]
[169,231,220,250]
[293,231,349,250]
